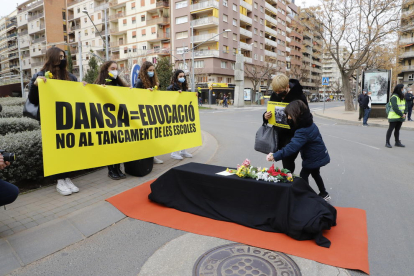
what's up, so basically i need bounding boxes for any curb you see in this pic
[314,112,414,131]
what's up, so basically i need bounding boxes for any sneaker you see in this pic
[171,152,184,160]
[56,179,72,196]
[180,150,193,158]
[153,156,164,164]
[319,192,331,202]
[65,178,79,193]
[362,124,368,127]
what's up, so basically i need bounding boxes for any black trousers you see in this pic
[277,133,300,173]
[0,179,19,207]
[299,167,327,195]
[408,105,413,120]
[359,106,364,120]
[386,121,403,143]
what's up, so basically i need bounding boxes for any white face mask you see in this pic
[108,70,118,79]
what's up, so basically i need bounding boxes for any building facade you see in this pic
[0,11,19,83]
[322,46,347,100]
[399,0,414,86]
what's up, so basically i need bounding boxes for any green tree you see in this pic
[155,57,173,90]
[67,48,73,74]
[83,54,100,84]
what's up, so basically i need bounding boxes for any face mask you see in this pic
[178,77,185,83]
[148,71,154,78]
[287,118,295,128]
[58,59,67,69]
[278,91,287,97]
[108,70,118,79]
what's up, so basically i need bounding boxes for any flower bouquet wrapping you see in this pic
[226,159,294,183]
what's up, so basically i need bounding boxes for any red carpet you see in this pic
[107,180,369,274]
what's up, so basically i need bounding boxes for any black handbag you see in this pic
[23,98,40,121]
[254,123,278,154]
[124,157,154,177]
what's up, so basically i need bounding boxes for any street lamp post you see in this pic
[189,28,232,92]
[82,9,109,60]
[16,37,24,98]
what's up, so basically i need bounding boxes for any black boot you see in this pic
[108,165,121,180]
[385,141,392,148]
[114,164,126,179]
[395,140,405,147]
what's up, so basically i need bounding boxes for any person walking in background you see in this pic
[28,47,87,196]
[134,61,163,164]
[167,70,194,160]
[386,84,408,148]
[362,91,372,126]
[404,87,413,121]
[223,94,229,108]
[94,61,129,180]
[263,75,308,173]
[358,89,367,121]
[266,100,331,201]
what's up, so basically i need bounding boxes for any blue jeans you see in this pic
[363,108,371,125]
[0,179,19,207]
[408,105,413,120]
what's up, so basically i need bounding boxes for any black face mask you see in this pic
[58,59,67,69]
[278,91,288,98]
[287,118,295,128]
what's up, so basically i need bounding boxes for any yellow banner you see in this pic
[39,80,202,176]
[266,101,290,129]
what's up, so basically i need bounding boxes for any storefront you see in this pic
[196,83,235,105]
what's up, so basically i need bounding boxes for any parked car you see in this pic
[310,98,319,102]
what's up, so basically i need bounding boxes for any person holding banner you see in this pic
[28,47,86,196]
[263,75,308,173]
[167,69,193,160]
[133,61,163,164]
[94,61,128,180]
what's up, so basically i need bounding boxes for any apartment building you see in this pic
[170,0,297,96]
[322,45,347,99]
[0,11,19,82]
[16,0,67,77]
[399,0,414,86]
[286,3,302,79]
[299,8,323,95]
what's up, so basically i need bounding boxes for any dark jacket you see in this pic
[166,83,187,92]
[28,71,78,106]
[405,92,414,107]
[361,95,371,109]
[358,93,366,107]
[134,78,144,89]
[273,110,330,170]
[263,79,308,137]
[388,94,408,123]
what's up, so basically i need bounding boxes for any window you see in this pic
[132,17,136,24]
[233,48,237,55]
[85,29,88,36]
[143,45,147,50]
[91,15,94,21]
[233,4,237,11]
[254,41,257,47]
[254,2,258,9]
[62,12,66,20]
[142,29,146,36]
[218,77,223,82]
[194,60,204,68]
[223,14,228,22]
[176,16,188,24]
[98,13,101,20]
[233,19,237,26]
[84,17,87,23]
[141,15,145,22]
[77,8,80,13]
[176,31,188,39]
[260,31,263,37]
[254,28,257,34]
[90,3,93,8]
[177,46,188,54]
[92,40,95,46]
[151,27,156,34]
[254,15,258,22]
[63,25,67,31]
[85,42,89,46]
[132,31,137,38]
[260,18,263,24]
[233,33,237,40]
[123,19,127,26]
[141,0,145,6]
[227,77,231,83]
[124,47,128,54]
[133,46,137,52]
[260,6,263,12]
[222,45,228,53]
[254,54,258,60]
[221,61,227,68]
[131,2,136,9]
[223,0,228,6]
[223,30,228,38]
[260,55,263,61]
[260,43,263,49]
[176,0,187,9]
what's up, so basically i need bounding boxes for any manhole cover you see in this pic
[193,243,301,276]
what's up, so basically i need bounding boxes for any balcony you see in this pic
[303,47,313,55]
[244,56,253,63]
[149,32,171,42]
[31,61,43,67]
[401,65,414,72]
[286,37,291,43]
[265,2,278,15]
[32,36,46,44]
[190,1,219,13]
[400,50,414,58]
[240,0,252,11]
[265,26,278,37]
[18,0,43,13]
[67,0,86,7]
[191,17,219,29]
[400,37,414,45]
[70,25,81,32]
[265,14,278,27]
[8,43,18,50]
[265,38,278,48]
[110,40,127,47]
[286,47,291,53]
[240,14,252,25]
[112,53,120,60]
[240,42,252,51]
[193,50,219,57]
[286,27,292,33]
[28,13,44,22]
[22,59,31,70]
[28,24,45,35]
[147,48,171,55]
[109,12,125,21]
[265,50,277,58]
[147,16,170,25]
[193,33,219,43]
[31,48,46,57]
[303,30,313,39]
[20,29,28,36]
[94,3,109,12]
[312,59,322,66]
[6,22,17,30]
[239,28,252,38]
[286,56,291,62]
[109,0,127,8]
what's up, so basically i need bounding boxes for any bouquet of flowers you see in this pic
[45,71,53,79]
[226,159,294,183]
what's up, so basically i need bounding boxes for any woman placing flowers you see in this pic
[266,100,331,201]
[28,47,87,196]
[94,61,129,180]
[134,61,163,164]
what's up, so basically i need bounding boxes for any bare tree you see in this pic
[311,0,401,110]
[244,62,273,104]
[264,58,283,94]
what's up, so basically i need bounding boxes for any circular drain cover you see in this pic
[193,243,301,276]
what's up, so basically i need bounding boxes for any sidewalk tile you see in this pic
[0,240,21,276]
[6,219,84,265]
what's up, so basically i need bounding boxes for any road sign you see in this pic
[322,77,329,86]
[130,64,140,88]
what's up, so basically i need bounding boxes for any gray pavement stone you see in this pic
[6,219,84,265]
[10,225,26,234]
[22,222,38,229]
[0,240,21,276]
[67,201,126,237]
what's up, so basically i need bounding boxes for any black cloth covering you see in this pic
[149,163,337,247]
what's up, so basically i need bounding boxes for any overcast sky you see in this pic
[1,0,321,18]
